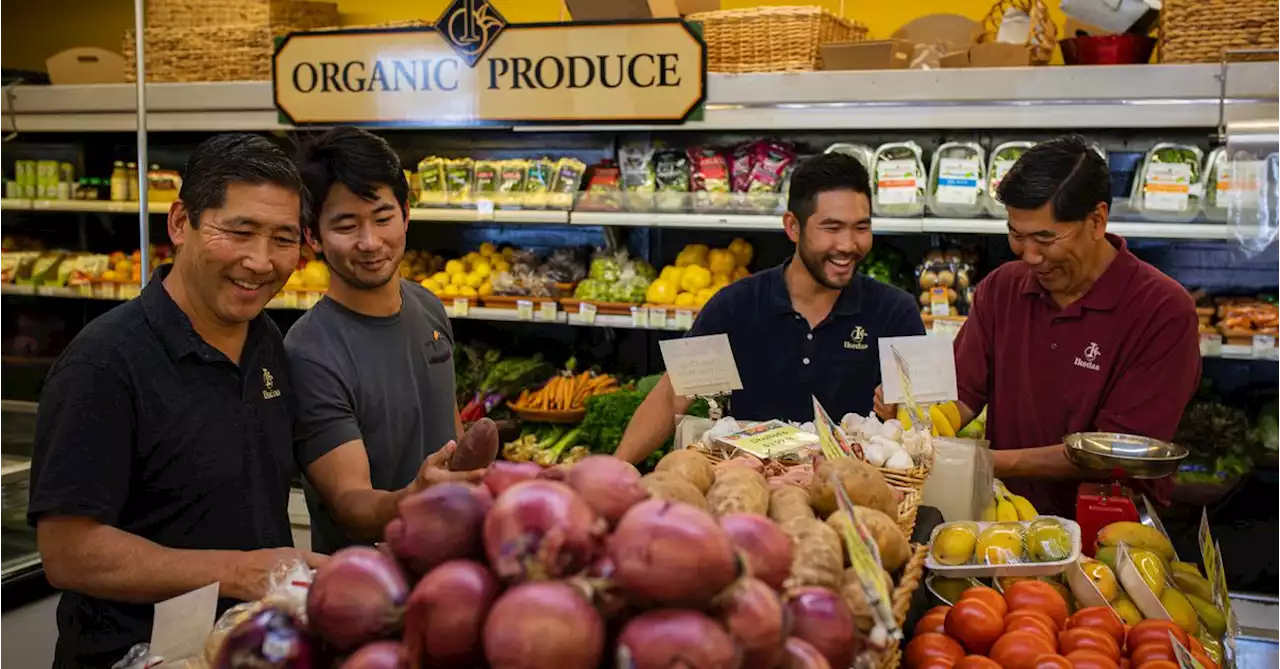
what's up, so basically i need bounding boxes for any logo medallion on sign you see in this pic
[262,367,282,399]
[435,0,507,67]
[1074,342,1102,371]
[844,325,869,350]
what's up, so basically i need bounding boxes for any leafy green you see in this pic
[480,356,551,397]
[1174,399,1257,480]
[579,375,709,471]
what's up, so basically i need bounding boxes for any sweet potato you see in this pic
[807,458,898,519]
[654,449,716,493]
[769,484,815,525]
[781,517,843,591]
[839,566,893,634]
[449,418,499,471]
[825,507,909,572]
[638,472,707,510]
[706,467,770,517]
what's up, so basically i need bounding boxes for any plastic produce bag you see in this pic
[921,436,992,522]
[1222,119,1279,257]
[112,643,205,669]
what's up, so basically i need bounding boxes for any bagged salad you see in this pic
[928,141,986,218]
[872,141,926,217]
[984,141,1035,217]
[824,143,875,172]
[1202,146,1269,223]
[1131,143,1205,222]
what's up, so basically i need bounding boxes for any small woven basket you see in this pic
[878,544,929,669]
[685,5,868,73]
[145,0,339,30]
[1160,0,1279,63]
[978,0,1058,64]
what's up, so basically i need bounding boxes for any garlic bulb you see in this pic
[884,449,915,470]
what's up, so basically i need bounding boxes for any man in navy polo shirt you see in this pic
[881,136,1200,517]
[614,153,924,464]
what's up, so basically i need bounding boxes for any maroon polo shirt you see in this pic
[954,234,1201,517]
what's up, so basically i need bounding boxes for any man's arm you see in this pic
[614,374,695,464]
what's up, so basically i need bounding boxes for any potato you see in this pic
[808,458,898,519]
[706,466,769,517]
[769,484,814,524]
[781,517,843,591]
[825,507,910,572]
[639,472,707,510]
[840,566,894,633]
[450,417,499,471]
[654,449,715,493]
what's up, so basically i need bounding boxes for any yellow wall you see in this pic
[2,0,1067,73]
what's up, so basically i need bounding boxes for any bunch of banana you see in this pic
[897,400,964,438]
[981,479,1039,521]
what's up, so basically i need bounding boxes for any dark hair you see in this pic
[786,152,872,226]
[294,126,409,234]
[997,135,1112,222]
[179,133,305,228]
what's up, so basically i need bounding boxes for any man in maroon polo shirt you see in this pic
[881,136,1201,516]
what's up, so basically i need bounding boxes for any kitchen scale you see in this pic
[1065,431,1190,556]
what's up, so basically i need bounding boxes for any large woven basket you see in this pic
[145,0,338,30]
[878,544,929,669]
[685,5,868,73]
[1160,0,1279,63]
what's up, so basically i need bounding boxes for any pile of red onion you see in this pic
[214,454,864,669]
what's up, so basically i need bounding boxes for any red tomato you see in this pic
[945,599,1005,655]
[1067,607,1126,648]
[1058,628,1120,662]
[1192,651,1219,669]
[916,611,949,636]
[1006,614,1058,643]
[916,662,957,669]
[1126,620,1189,651]
[1004,581,1070,630]
[1134,662,1178,669]
[1128,643,1176,667]
[925,605,953,618]
[989,630,1057,669]
[953,656,1002,669]
[1032,654,1074,669]
[905,633,966,669]
[1008,609,1062,632]
[1064,649,1120,669]
[961,586,1009,619]
[1119,660,1130,669]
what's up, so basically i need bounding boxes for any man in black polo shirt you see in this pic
[28,134,324,669]
[615,153,924,464]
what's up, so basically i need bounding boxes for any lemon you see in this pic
[479,242,497,256]
[463,271,485,289]
[444,259,465,275]
[420,279,443,294]
[478,281,493,296]
[431,271,450,284]
[471,259,492,277]
[441,284,460,298]
[674,292,697,307]
[459,285,479,298]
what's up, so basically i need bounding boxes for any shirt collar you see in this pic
[1019,233,1137,312]
[766,259,864,318]
[141,264,266,364]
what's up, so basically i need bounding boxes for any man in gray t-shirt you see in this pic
[287,128,483,554]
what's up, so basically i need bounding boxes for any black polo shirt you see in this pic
[27,265,296,669]
[686,261,925,422]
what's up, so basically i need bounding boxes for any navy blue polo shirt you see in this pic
[686,261,925,422]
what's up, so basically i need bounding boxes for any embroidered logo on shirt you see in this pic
[1074,342,1102,371]
[844,325,869,350]
[262,367,282,399]
[433,330,440,341]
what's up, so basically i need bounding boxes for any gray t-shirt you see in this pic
[284,280,456,554]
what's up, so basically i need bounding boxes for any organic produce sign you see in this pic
[272,0,706,126]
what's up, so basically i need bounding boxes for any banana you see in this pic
[995,492,1019,523]
[1096,521,1176,562]
[929,405,956,438]
[980,503,997,522]
[1008,492,1038,521]
[937,401,963,432]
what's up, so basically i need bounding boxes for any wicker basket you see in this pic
[145,0,339,30]
[978,0,1058,65]
[1160,0,1279,63]
[878,544,929,669]
[895,487,922,539]
[685,5,869,73]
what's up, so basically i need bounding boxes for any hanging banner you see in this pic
[272,0,706,127]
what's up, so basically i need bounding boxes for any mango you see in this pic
[1160,588,1200,635]
[1096,521,1176,562]
[1131,548,1168,598]
[1188,593,1227,637]
[1027,518,1072,562]
[1171,569,1215,602]
[931,522,979,566]
[977,522,1025,565]
[1171,560,1204,578]
[1112,594,1143,625]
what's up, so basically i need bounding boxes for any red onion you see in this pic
[718,513,793,591]
[307,546,408,652]
[339,641,405,669]
[384,483,486,576]
[484,461,544,497]
[483,581,604,669]
[483,480,603,582]
[714,578,789,669]
[784,587,860,669]
[564,455,648,525]
[779,637,832,669]
[403,560,498,668]
[607,499,738,608]
[616,610,741,669]
[214,606,311,669]
[471,483,495,512]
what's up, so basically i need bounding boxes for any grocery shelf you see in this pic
[4,64,1276,133]
[408,207,570,224]
[570,211,781,231]
[0,199,170,214]
[922,218,1235,241]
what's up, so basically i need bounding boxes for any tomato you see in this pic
[1067,607,1126,648]
[905,633,966,668]
[1126,620,1189,651]
[945,599,1005,655]
[1192,651,1219,669]
[1004,580,1070,630]
[1119,660,1129,669]
[1064,649,1119,669]
[1033,654,1074,669]
[961,586,1009,618]
[916,662,957,669]
[953,656,1002,669]
[1133,662,1178,669]
[1008,609,1062,632]
[1129,643,1176,667]
[1058,628,1120,662]
[1006,614,1058,643]
[925,605,953,618]
[989,630,1057,669]
[916,611,949,636]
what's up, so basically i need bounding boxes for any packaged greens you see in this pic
[1131,142,1205,222]
[1202,147,1268,223]
[619,142,655,211]
[823,143,874,172]
[688,147,730,212]
[928,141,986,218]
[872,141,926,217]
[495,160,529,208]
[654,149,690,212]
[984,141,1035,217]
[416,156,446,207]
[548,157,586,210]
[472,160,500,203]
[443,158,473,207]
[524,158,555,208]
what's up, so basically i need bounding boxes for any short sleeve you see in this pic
[289,355,363,469]
[953,280,995,414]
[686,288,735,338]
[27,362,136,527]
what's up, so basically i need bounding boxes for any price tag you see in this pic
[475,199,495,216]
[930,318,964,340]
[151,582,219,663]
[577,302,597,324]
[119,284,142,300]
[675,309,695,330]
[7,284,35,295]
[75,283,93,298]
[630,306,649,328]
[648,308,668,329]
[929,286,950,317]
[1200,332,1223,357]
[539,300,558,321]
[659,334,743,397]
[452,297,470,317]
[1252,334,1276,358]
[516,299,534,320]
[93,283,115,300]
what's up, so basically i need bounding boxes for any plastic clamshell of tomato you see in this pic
[945,598,1005,655]
[904,632,966,668]
[988,630,1057,669]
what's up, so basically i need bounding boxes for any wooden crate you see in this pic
[1160,0,1279,63]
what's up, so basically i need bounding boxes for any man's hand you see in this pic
[873,385,897,421]
[411,441,486,493]
[230,547,327,602]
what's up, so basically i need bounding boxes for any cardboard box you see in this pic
[564,0,681,20]
[820,40,913,71]
[46,47,126,85]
